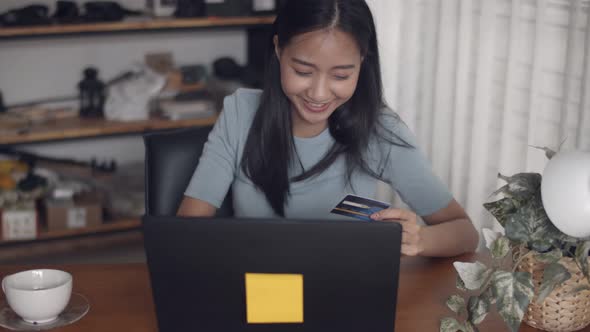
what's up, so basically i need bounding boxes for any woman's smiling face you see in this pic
[275,28,363,138]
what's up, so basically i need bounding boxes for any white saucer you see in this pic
[0,293,90,331]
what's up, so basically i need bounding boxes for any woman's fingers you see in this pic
[370,208,414,221]
[401,244,421,256]
[399,219,423,256]
[371,208,423,256]
[401,227,420,244]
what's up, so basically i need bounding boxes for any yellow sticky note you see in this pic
[245,273,304,324]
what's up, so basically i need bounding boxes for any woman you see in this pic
[178,0,479,257]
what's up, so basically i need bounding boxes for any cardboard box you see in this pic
[1,202,38,240]
[45,193,103,231]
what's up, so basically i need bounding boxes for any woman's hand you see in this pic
[370,208,424,256]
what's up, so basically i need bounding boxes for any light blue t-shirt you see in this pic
[185,88,452,219]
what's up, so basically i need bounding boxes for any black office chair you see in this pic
[143,126,233,217]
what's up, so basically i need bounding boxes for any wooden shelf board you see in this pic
[0,16,275,38]
[0,218,142,245]
[0,115,217,145]
[0,229,144,263]
[37,218,141,240]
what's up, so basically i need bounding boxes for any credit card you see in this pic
[330,194,390,222]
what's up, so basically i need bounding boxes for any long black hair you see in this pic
[241,0,411,216]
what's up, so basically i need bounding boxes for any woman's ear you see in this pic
[273,35,281,61]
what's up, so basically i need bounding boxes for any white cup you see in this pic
[2,269,72,324]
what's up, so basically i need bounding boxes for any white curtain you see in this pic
[368,0,590,233]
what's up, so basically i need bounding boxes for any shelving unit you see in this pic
[0,16,276,38]
[0,219,141,246]
[0,14,275,248]
[37,218,140,240]
[0,115,218,145]
[0,116,218,245]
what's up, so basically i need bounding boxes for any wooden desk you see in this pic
[1,255,587,332]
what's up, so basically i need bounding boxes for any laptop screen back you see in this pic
[143,216,402,332]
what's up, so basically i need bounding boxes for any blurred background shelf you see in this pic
[0,115,218,145]
[0,218,141,246]
[37,218,141,241]
[0,227,145,265]
[0,16,276,39]
[0,7,275,263]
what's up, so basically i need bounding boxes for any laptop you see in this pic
[142,216,402,332]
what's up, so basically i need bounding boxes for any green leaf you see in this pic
[575,241,590,281]
[491,237,510,259]
[526,198,565,246]
[482,228,510,259]
[482,286,496,305]
[467,295,490,325]
[446,295,465,315]
[453,262,493,290]
[536,263,571,304]
[535,249,562,264]
[530,145,557,159]
[493,173,541,200]
[483,198,517,227]
[482,228,503,250]
[456,275,468,292]
[440,317,463,332]
[567,235,587,243]
[523,193,578,246]
[504,214,531,244]
[492,271,534,332]
[502,194,567,249]
[516,198,545,235]
[530,240,553,253]
[566,284,590,296]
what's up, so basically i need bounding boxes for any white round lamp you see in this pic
[541,151,590,238]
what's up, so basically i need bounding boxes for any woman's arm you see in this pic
[180,92,249,216]
[420,199,479,257]
[371,199,479,257]
[177,196,217,217]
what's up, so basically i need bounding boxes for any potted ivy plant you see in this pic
[441,147,590,332]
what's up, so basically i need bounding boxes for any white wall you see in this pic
[0,0,247,164]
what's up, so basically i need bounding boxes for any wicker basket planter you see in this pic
[516,253,590,332]
[440,162,590,332]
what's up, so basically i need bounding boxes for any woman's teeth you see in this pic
[309,102,326,107]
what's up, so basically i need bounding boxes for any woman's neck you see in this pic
[292,122,328,138]
[291,111,328,138]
